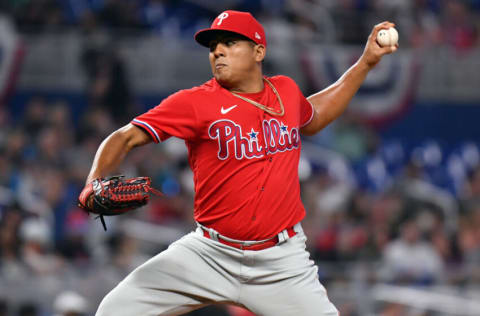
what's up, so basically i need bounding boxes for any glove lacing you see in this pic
[94,176,162,231]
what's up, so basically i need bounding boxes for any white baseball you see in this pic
[376,27,398,47]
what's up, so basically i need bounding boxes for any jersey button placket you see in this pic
[253,111,266,221]
[258,115,267,194]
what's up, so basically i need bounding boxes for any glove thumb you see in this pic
[78,182,94,210]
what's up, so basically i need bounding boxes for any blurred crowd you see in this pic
[1,0,480,316]
[1,69,480,316]
[0,0,479,50]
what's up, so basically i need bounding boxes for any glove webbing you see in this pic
[95,182,162,231]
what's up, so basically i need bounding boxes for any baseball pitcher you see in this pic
[79,10,397,316]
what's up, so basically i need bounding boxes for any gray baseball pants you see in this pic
[96,224,339,316]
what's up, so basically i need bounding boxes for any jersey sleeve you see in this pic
[131,90,198,143]
[277,75,314,128]
[299,94,314,128]
[289,78,314,127]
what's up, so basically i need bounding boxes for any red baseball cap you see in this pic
[195,10,266,48]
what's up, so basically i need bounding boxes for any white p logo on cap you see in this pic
[216,12,229,25]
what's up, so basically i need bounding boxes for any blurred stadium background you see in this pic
[1,0,480,315]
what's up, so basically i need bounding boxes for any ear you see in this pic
[254,44,266,62]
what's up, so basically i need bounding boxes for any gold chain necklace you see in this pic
[230,78,285,116]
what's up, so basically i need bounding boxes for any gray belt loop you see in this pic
[276,228,289,244]
[208,228,219,241]
[293,222,302,234]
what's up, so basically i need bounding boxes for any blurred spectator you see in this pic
[99,0,146,30]
[0,299,7,316]
[457,205,480,283]
[21,97,48,138]
[142,0,168,31]
[18,217,63,275]
[409,0,443,48]
[379,219,444,284]
[440,0,478,53]
[81,44,133,123]
[462,166,480,200]
[106,231,149,274]
[78,8,100,35]
[56,207,90,265]
[47,100,75,142]
[13,0,65,33]
[53,291,88,316]
[331,113,379,162]
[17,302,38,316]
[332,0,371,44]
[0,206,23,280]
[378,302,408,316]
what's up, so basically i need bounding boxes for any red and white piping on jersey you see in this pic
[133,119,161,143]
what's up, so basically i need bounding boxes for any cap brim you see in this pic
[195,29,220,47]
[194,29,254,47]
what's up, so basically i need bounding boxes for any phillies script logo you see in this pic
[208,119,300,160]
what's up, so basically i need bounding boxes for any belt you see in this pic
[197,223,301,251]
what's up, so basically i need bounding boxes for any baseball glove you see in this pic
[78,176,162,230]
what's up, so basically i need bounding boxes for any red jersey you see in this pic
[132,75,314,240]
